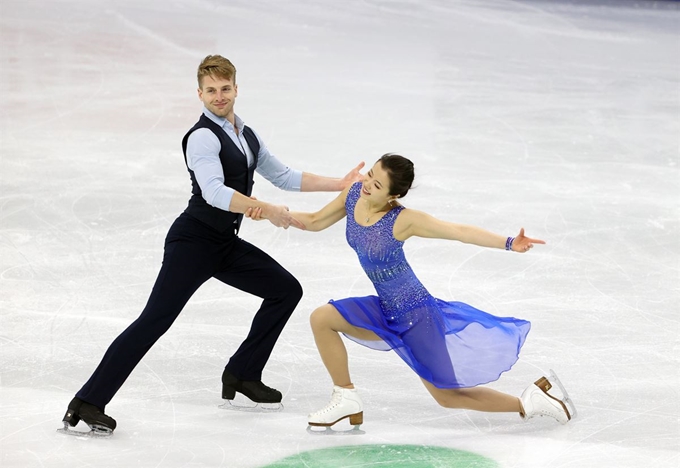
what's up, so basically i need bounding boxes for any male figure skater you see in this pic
[59,55,363,436]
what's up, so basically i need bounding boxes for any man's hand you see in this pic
[244,196,263,221]
[242,196,304,229]
[339,161,365,189]
[261,204,306,230]
[244,206,263,220]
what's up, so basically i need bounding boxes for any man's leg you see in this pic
[213,238,302,382]
[74,217,219,410]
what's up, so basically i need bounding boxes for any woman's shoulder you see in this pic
[393,205,417,219]
[392,207,431,240]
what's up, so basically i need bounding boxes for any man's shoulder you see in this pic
[186,113,224,138]
[185,127,221,153]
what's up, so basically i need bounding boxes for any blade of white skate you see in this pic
[549,369,577,418]
[57,423,113,438]
[307,425,365,436]
[219,397,283,413]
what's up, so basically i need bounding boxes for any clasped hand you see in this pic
[245,201,304,230]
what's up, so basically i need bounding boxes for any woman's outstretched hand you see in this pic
[512,228,546,253]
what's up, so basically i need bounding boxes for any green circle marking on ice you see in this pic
[261,444,498,468]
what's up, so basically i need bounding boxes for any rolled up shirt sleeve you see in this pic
[186,128,235,211]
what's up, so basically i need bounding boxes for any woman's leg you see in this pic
[308,304,379,427]
[421,379,521,413]
[309,304,380,388]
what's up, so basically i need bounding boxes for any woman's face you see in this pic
[360,162,392,203]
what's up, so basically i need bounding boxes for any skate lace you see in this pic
[318,389,344,414]
[532,392,565,418]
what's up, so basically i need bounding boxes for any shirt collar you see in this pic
[202,106,244,133]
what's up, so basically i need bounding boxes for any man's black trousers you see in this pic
[76,212,303,410]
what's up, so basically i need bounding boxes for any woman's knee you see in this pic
[309,306,326,329]
[432,388,467,409]
[309,305,336,331]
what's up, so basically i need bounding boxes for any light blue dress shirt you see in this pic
[186,108,303,211]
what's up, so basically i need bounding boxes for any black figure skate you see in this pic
[219,369,283,412]
[57,397,117,437]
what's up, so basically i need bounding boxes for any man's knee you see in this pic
[283,274,303,303]
[266,268,302,299]
[291,276,303,301]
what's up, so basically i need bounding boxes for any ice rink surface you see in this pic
[1,0,678,466]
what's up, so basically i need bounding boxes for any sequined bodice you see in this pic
[345,183,431,324]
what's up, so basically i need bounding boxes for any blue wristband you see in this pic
[505,237,515,251]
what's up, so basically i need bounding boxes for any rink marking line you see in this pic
[261,444,498,468]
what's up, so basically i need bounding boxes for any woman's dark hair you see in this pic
[378,153,414,198]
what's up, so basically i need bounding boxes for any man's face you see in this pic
[198,74,238,119]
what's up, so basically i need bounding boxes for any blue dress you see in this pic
[330,182,531,389]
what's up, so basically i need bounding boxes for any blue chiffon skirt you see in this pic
[329,295,531,389]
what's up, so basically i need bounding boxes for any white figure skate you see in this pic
[520,370,575,424]
[307,385,365,435]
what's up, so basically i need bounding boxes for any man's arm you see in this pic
[186,128,236,211]
[251,128,364,192]
[300,162,365,192]
[186,129,303,229]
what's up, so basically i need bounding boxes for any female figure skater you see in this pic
[285,154,574,431]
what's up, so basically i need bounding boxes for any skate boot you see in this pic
[307,385,364,435]
[520,375,572,424]
[220,369,283,411]
[57,397,117,437]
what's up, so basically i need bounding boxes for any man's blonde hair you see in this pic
[197,55,236,88]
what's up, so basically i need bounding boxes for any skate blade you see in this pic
[307,424,365,436]
[219,399,283,413]
[57,423,113,438]
[549,369,577,418]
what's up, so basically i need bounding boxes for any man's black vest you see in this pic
[181,114,260,234]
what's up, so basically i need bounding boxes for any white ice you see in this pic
[1,0,678,467]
